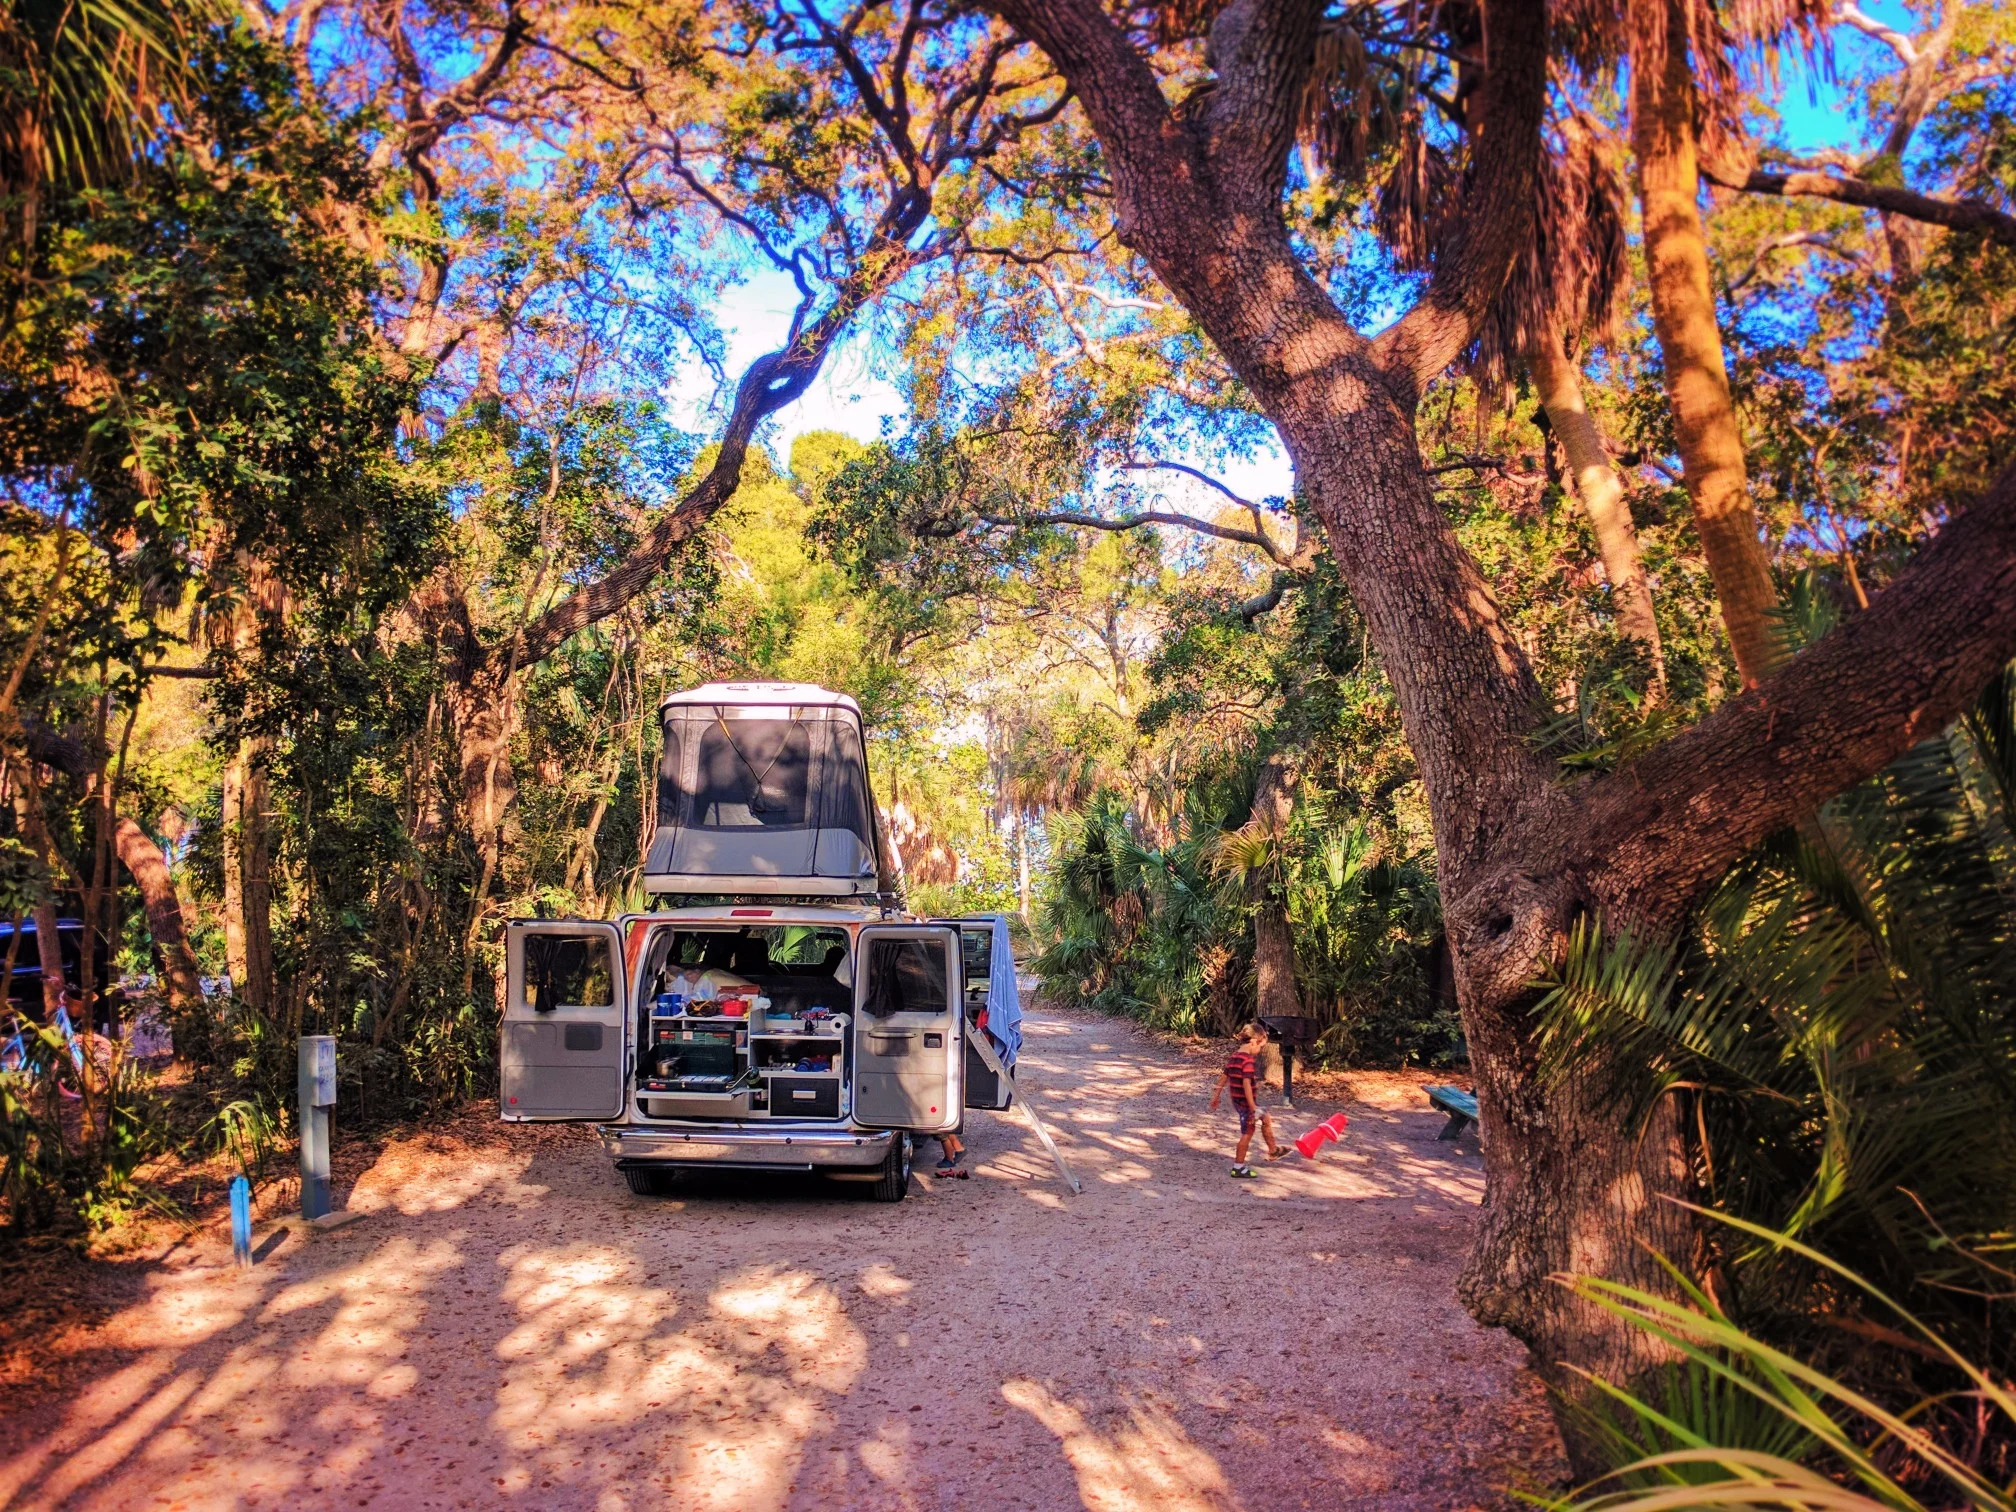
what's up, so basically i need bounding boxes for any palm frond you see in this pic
[1539,1215,2016,1511]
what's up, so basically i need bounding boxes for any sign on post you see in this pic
[298,1036,336,1220]
[308,1036,336,1106]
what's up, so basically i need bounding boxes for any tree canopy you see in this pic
[1,0,2013,1488]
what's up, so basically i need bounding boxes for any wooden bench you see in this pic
[1426,1085,1479,1140]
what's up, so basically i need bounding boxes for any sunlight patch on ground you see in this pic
[1003,1377,1247,1512]
[348,1142,547,1215]
[0,1233,471,1509]
[488,1253,867,1509]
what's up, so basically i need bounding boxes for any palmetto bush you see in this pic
[1539,1216,2016,1511]
[1533,662,2016,1486]
[1033,769,1452,1055]
[1034,788,1241,1031]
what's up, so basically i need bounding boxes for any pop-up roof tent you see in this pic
[643,683,889,897]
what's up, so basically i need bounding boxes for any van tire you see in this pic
[866,1134,911,1203]
[623,1165,677,1197]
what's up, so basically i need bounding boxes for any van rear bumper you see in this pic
[597,1123,893,1170]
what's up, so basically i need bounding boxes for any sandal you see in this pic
[1265,1145,1292,1160]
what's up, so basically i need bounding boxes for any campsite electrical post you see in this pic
[298,1036,336,1220]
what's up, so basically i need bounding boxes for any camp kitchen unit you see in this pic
[499,683,1022,1202]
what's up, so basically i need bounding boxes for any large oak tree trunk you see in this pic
[867,0,2016,1470]
[1529,326,1668,699]
[976,0,1723,1463]
[1265,353,1701,1464]
[1630,0,1781,686]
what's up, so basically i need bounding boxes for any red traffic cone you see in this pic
[1294,1112,1349,1159]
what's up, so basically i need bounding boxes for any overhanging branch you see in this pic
[1580,458,2016,918]
[502,190,935,673]
[979,506,1293,563]
[1702,163,2016,248]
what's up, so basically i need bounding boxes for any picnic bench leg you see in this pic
[1281,1045,1294,1107]
[1437,1110,1471,1141]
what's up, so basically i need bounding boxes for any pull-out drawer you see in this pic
[640,1089,754,1120]
[766,1075,840,1118]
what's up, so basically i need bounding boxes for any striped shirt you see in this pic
[1225,1051,1259,1108]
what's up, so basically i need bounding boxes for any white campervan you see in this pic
[498,682,1020,1202]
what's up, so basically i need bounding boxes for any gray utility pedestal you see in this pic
[1257,1015,1318,1105]
[298,1035,336,1220]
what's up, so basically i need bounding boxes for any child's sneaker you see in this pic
[1229,1164,1256,1178]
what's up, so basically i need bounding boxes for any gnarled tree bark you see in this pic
[112,815,202,1017]
[13,725,204,1018]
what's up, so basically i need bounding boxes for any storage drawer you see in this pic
[640,1090,752,1120]
[767,1076,840,1118]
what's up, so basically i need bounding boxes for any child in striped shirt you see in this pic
[1211,1020,1289,1177]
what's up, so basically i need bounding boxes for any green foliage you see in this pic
[204,1096,281,1188]
[0,28,431,602]
[1533,663,2016,1417]
[1,1024,165,1238]
[1034,763,1457,1062]
[1538,1216,2016,1511]
[0,835,46,920]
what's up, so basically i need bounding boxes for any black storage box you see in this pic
[767,1075,840,1118]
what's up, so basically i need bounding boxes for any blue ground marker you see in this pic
[230,1175,252,1268]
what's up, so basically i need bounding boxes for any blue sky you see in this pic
[680,15,1898,508]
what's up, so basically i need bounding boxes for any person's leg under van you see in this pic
[936,1127,966,1175]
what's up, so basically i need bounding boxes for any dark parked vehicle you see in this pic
[2,917,118,1032]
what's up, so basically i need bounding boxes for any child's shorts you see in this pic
[1233,1104,1257,1134]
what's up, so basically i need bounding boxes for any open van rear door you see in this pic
[851,925,962,1134]
[954,922,1014,1110]
[501,920,628,1121]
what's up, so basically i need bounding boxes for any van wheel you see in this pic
[623,1165,677,1196]
[866,1134,912,1203]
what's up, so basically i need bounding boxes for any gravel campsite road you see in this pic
[0,1006,1565,1511]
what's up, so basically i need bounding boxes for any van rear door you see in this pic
[954,922,1013,1110]
[851,925,962,1134]
[501,920,628,1121]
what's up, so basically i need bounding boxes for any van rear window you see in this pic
[862,938,947,1017]
[522,934,614,1011]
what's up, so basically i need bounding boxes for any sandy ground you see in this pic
[0,1007,1566,1510]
